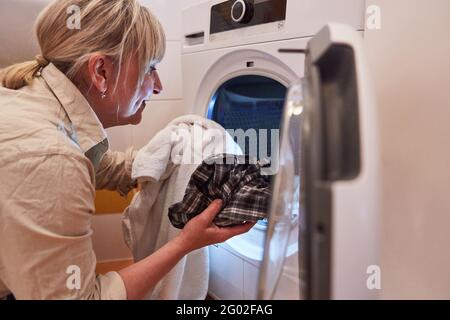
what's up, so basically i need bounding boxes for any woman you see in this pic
[0,0,254,300]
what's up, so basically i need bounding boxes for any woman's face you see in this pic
[80,53,163,129]
[113,56,163,126]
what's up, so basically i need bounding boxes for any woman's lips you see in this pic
[137,101,146,112]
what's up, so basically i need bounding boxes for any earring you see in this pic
[101,90,107,99]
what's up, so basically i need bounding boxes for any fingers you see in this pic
[200,199,223,224]
[217,222,256,241]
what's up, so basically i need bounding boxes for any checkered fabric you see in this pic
[168,154,272,229]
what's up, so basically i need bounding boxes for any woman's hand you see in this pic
[176,199,256,253]
[119,199,255,299]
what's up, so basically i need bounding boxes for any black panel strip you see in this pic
[210,0,287,35]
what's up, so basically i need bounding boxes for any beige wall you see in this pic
[0,0,45,67]
[365,0,450,299]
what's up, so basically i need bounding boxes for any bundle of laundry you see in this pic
[122,115,242,300]
[169,153,272,229]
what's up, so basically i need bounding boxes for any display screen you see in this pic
[210,0,287,35]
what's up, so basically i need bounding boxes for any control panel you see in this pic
[210,0,287,35]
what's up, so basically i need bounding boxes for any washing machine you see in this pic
[181,0,379,300]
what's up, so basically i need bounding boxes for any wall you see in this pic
[0,0,44,67]
[365,0,450,299]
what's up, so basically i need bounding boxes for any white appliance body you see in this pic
[181,0,373,300]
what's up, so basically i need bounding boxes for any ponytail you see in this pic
[0,60,42,90]
[0,54,50,90]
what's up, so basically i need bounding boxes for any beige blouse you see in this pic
[0,64,137,299]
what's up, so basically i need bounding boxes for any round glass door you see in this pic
[208,75,286,162]
[207,74,286,229]
[207,75,299,267]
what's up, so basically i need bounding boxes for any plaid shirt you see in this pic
[168,154,272,228]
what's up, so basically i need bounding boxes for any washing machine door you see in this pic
[258,23,379,300]
[257,81,303,300]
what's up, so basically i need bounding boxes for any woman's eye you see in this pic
[148,66,157,75]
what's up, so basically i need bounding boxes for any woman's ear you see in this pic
[87,54,115,95]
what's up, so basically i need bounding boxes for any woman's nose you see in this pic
[153,71,163,95]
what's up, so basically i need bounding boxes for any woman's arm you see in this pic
[95,148,137,196]
[117,200,254,300]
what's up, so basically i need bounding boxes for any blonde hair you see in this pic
[0,0,166,90]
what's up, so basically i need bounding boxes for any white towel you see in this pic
[122,115,242,300]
